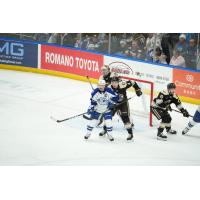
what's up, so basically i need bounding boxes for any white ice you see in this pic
[0,69,199,165]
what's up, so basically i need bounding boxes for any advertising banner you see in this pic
[104,55,173,92]
[0,39,38,68]
[41,45,103,79]
[173,68,200,101]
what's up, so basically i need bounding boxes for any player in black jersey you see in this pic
[99,65,112,86]
[151,83,189,141]
[99,76,142,140]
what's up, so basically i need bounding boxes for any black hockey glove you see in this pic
[136,89,142,97]
[166,105,172,112]
[181,109,190,117]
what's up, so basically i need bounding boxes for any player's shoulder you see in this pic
[159,90,168,96]
[105,87,114,93]
[173,93,179,99]
[105,87,117,95]
[91,88,99,96]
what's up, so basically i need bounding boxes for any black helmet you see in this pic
[111,76,119,82]
[167,83,176,90]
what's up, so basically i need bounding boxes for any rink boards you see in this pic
[0,38,199,105]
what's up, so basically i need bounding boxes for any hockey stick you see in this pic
[50,112,88,123]
[151,106,193,118]
[86,75,94,90]
[171,108,193,118]
[51,96,135,123]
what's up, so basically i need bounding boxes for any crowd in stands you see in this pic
[0,33,199,70]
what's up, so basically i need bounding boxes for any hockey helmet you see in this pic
[101,65,110,74]
[167,83,176,90]
[111,76,120,82]
[98,79,106,86]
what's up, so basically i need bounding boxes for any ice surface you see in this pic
[0,69,199,165]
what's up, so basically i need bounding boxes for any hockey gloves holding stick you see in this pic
[180,108,190,117]
[87,105,96,115]
[135,89,142,97]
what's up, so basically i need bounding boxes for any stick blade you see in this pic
[50,116,59,122]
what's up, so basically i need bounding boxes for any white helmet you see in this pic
[98,79,106,86]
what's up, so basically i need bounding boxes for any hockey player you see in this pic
[151,83,189,141]
[182,106,200,135]
[99,76,142,140]
[84,79,119,141]
[99,65,112,86]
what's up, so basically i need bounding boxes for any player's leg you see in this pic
[103,112,114,141]
[120,102,134,140]
[151,107,167,141]
[99,107,118,136]
[127,101,134,128]
[164,113,177,134]
[99,122,107,136]
[85,111,100,139]
[182,108,200,135]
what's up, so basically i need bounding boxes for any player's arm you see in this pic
[107,88,120,110]
[152,92,165,108]
[172,94,189,117]
[87,90,98,114]
[131,81,142,96]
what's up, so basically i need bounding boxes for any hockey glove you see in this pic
[107,102,115,111]
[87,105,96,114]
[136,89,142,97]
[181,109,190,117]
[166,105,172,112]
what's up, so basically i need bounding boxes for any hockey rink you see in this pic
[0,69,199,165]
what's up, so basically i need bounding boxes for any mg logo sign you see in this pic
[0,42,24,56]
[186,74,194,82]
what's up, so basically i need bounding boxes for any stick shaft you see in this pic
[86,76,94,90]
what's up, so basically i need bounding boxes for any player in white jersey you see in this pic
[182,106,200,135]
[84,79,119,141]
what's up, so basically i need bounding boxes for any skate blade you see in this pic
[157,137,167,141]
[127,139,134,143]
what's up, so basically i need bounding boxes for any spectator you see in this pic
[185,38,197,70]
[62,33,77,47]
[74,33,82,48]
[145,33,162,61]
[170,49,186,68]
[153,47,167,64]
[125,40,144,59]
[81,34,90,49]
[87,43,96,51]
[161,34,171,64]
[86,35,100,51]
[174,34,188,57]
[114,40,128,56]
[132,33,146,49]
[48,33,61,45]
[34,33,50,42]
[97,34,109,53]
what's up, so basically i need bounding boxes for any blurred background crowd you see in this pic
[0,33,199,70]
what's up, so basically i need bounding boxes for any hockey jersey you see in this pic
[110,80,141,101]
[152,90,183,110]
[90,87,119,113]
